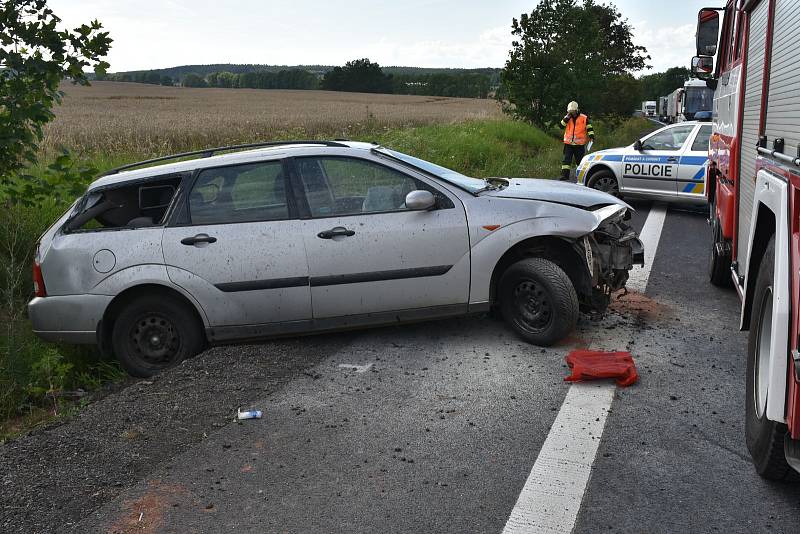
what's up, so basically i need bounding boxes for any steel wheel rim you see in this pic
[129,312,181,366]
[593,176,619,195]
[754,287,773,419]
[512,279,553,333]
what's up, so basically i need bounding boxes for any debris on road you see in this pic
[337,363,374,373]
[564,350,639,387]
[236,408,263,420]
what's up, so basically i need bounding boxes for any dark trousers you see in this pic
[561,144,586,181]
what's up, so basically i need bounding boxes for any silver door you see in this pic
[293,156,470,319]
[622,123,697,198]
[162,159,311,327]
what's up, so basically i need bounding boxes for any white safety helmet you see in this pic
[567,101,579,113]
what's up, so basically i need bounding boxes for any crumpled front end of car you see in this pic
[582,205,645,310]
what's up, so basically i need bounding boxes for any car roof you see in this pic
[88,140,378,190]
[662,120,701,127]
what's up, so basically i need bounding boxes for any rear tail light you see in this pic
[33,243,46,298]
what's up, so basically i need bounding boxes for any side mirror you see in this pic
[405,190,436,210]
[633,139,643,151]
[691,55,715,79]
[696,8,720,56]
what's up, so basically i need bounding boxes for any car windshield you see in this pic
[376,148,488,193]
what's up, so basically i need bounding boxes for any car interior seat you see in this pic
[127,216,155,228]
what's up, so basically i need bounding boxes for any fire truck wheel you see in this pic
[587,170,620,197]
[708,217,731,287]
[745,237,793,480]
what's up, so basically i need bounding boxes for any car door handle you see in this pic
[180,233,217,246]
[317,227,355,239]
[667,156,679,163]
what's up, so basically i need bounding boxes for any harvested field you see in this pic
[44,82,503,157]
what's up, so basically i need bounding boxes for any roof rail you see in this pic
[99,140,350,177]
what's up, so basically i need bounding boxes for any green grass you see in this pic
[377,119,561,179]
[0,199,126,438]
[593,117,660,150]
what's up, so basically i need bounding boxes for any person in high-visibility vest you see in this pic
[559,101,594,181]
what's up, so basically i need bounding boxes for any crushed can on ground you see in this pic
[236,408,263,420]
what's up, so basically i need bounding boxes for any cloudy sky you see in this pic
[49,0,709,74]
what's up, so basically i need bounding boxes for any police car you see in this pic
[577,121,711,204]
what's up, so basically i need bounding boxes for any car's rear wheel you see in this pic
[587,170,620,196]
[499,258,578,346]
[745,237,792,480]
[111,295,204,377]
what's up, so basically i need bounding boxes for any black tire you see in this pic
[499,258,579,346]
[587,170,620,197]
[111,295,204,378]
[745,237,792,480]
[708,216,731,287]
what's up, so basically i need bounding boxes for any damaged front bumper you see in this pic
[581,206,645,310]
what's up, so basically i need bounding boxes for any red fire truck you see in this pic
[697,0,800,479]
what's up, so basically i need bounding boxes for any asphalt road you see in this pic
[3,200,800,533]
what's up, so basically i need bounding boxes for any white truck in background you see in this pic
[641,100,657,117]
[664,79,714,123]
[657,96,669,122]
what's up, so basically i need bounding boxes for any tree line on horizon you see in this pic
[100,61,497,99]
[101,59,692,117]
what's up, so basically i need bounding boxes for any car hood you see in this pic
[484,178,631,210]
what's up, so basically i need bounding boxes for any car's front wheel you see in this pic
[745,237,792,480]
[111,295,204,377]
[587,170,620,196]
[499,258,579,346]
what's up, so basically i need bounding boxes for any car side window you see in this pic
[189,161,288,225]
[691,125,713,152]
[296,157,452,217]
[642,125,696,151]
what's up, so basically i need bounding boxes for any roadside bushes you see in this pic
[379,119,558,178]
[0,170,123,432]
[377,117,656,179]
[593,117,659,150]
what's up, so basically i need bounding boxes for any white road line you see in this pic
[502,202,669,534]
[626,203,668,293]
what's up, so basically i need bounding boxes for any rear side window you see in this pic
[66,176,181,232]
[296,157,453,217]
[189,161,288,225]
[691,126,713,152]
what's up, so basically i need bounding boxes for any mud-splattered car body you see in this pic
[29,141,644,376]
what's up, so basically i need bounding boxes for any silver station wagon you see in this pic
[29,141,644,376]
